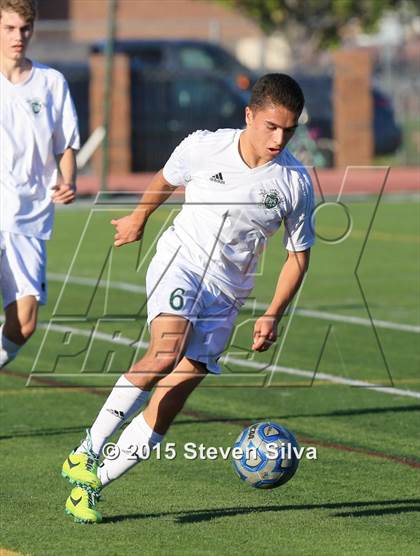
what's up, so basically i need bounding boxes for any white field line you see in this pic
[29,320,420,400]
[48,272,420,334]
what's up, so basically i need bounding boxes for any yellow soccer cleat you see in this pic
[65,486,102,524]
[62,450,102,493]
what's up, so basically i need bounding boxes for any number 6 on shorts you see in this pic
[169,288,185,310]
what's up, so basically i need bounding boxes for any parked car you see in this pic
[130,68,248,170]
[51,45,402,171]
[51,55,250,171]
[293,74,402,156]
[91,39,257,92]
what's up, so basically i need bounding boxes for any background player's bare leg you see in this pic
[3,295,38,344]
[0,295,38,368]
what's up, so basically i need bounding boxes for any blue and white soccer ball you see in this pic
[232,421,300,489]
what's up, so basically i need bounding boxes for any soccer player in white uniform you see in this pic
[0,0,79,368]
[62,73,315,523]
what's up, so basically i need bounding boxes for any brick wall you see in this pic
[70,0,260,44]
[90,53,131,174]
[334,49,374,166]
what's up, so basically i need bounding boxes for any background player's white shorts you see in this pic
[146,256,241,374]
[0,231,47,309]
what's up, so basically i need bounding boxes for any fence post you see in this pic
[89,52,132,176]
[334,48,374,167]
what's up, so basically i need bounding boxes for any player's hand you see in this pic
[252,315,279,352]
[51,183,76,204]
[111,214,144,247]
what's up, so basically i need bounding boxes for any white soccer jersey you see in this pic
[0,61,80,240]
[161,128,315,301]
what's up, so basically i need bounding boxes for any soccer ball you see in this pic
[232,421,300,489]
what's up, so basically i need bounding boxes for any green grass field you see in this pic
[1,196,419,555]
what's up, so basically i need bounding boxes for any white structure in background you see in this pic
[236,33,292,71]
[76,126,106,170]
[356,12,406,46]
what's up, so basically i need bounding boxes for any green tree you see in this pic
[216,0,418,49]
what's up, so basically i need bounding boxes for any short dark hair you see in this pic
[249,73,305,116]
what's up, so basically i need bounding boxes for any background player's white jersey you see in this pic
[0,62,80,240]
[161,129,315,301]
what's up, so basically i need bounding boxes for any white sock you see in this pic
[98,412,163,487]
[0,325,21,368]
[76,375,150,457]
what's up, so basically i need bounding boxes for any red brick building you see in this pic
[36,0,261,48]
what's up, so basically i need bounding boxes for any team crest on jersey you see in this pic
[27,98,43,114]
[259,188,286,215]
[263,191,279,209]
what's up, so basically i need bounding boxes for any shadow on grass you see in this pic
[333,506,420,517]
[175,404,420,426]
[2,403,419,440]
[103,498,420,524]
[0,425,87,440]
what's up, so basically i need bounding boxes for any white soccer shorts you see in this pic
[0,231,47,309]
[146,255,240,374]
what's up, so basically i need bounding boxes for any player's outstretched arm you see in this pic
[252,249,310,352]
[111,170,178,247]
[52,148,77,204]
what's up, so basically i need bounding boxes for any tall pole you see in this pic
[100,0,117,192]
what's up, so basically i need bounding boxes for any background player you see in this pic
[0,0,79,368]
[62,73,315,523]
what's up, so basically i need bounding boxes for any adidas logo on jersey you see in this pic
[210,172,225,184]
